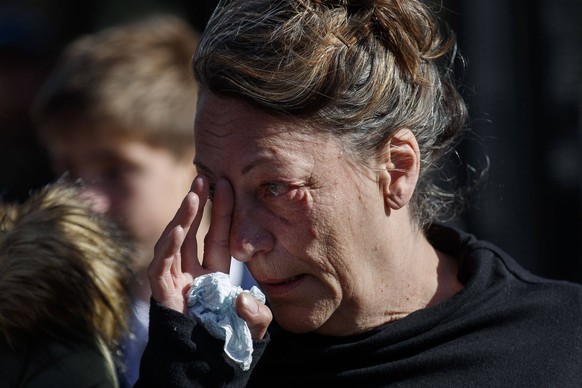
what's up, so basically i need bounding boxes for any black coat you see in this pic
[136,225,582,387]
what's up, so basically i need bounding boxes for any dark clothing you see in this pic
[136,225,582,387]
[0,336,119,388]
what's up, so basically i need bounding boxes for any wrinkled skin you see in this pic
[147,92,462,339]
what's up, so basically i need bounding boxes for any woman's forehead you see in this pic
[195,124,329,173]
[196,93,282,134]
[195,93,315,146]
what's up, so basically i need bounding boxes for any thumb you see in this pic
[236,292,272,340]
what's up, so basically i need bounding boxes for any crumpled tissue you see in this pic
[187,272,265,371]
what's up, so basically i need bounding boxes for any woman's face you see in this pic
[195,93,389,335]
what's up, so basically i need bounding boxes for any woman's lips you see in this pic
[258,274,305,297]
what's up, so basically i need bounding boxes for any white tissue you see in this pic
[186,272,265,371]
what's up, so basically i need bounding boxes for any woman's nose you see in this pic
[229,204,274,263]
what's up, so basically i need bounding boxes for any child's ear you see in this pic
[379,129,420,211]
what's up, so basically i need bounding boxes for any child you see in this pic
[31,14,252,385]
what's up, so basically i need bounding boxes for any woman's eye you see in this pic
[264,182,287,197]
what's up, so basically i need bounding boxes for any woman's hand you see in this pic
[147,175,271,339]
[147,175,231,313]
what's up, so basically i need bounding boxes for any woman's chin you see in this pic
[270,300,334,334]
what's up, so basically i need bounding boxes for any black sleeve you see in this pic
[134,299,269,388]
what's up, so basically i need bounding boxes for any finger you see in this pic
[182,176,209,273]
[152,192,196,281]
[190,175,209,231]
[236,292,273,340]
[203,178,234,273]
[159,191,199,240]
[148,224,187,310]
[169,192,201,278]
[149,224,184,286]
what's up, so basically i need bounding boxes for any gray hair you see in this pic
[194,0,468,228]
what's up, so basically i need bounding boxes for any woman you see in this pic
[0,182,132,387]
[137,0,582,386]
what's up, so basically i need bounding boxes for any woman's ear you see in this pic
[379,129,420,211]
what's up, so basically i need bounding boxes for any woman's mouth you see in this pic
[258,274,305,297]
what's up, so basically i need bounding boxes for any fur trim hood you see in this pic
[0,182,132,349]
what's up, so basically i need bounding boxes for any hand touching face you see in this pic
[192,92,396,336]
[147,175,272,339]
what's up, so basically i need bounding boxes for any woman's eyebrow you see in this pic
[193,160,213,176]
[241,156,269,176]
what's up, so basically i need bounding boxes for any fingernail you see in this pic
[241,293,259,315]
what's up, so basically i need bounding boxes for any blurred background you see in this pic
[0,0,580,282]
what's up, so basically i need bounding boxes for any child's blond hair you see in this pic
[33,14,200,158]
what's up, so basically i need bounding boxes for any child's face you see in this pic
[47,133,199,271]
